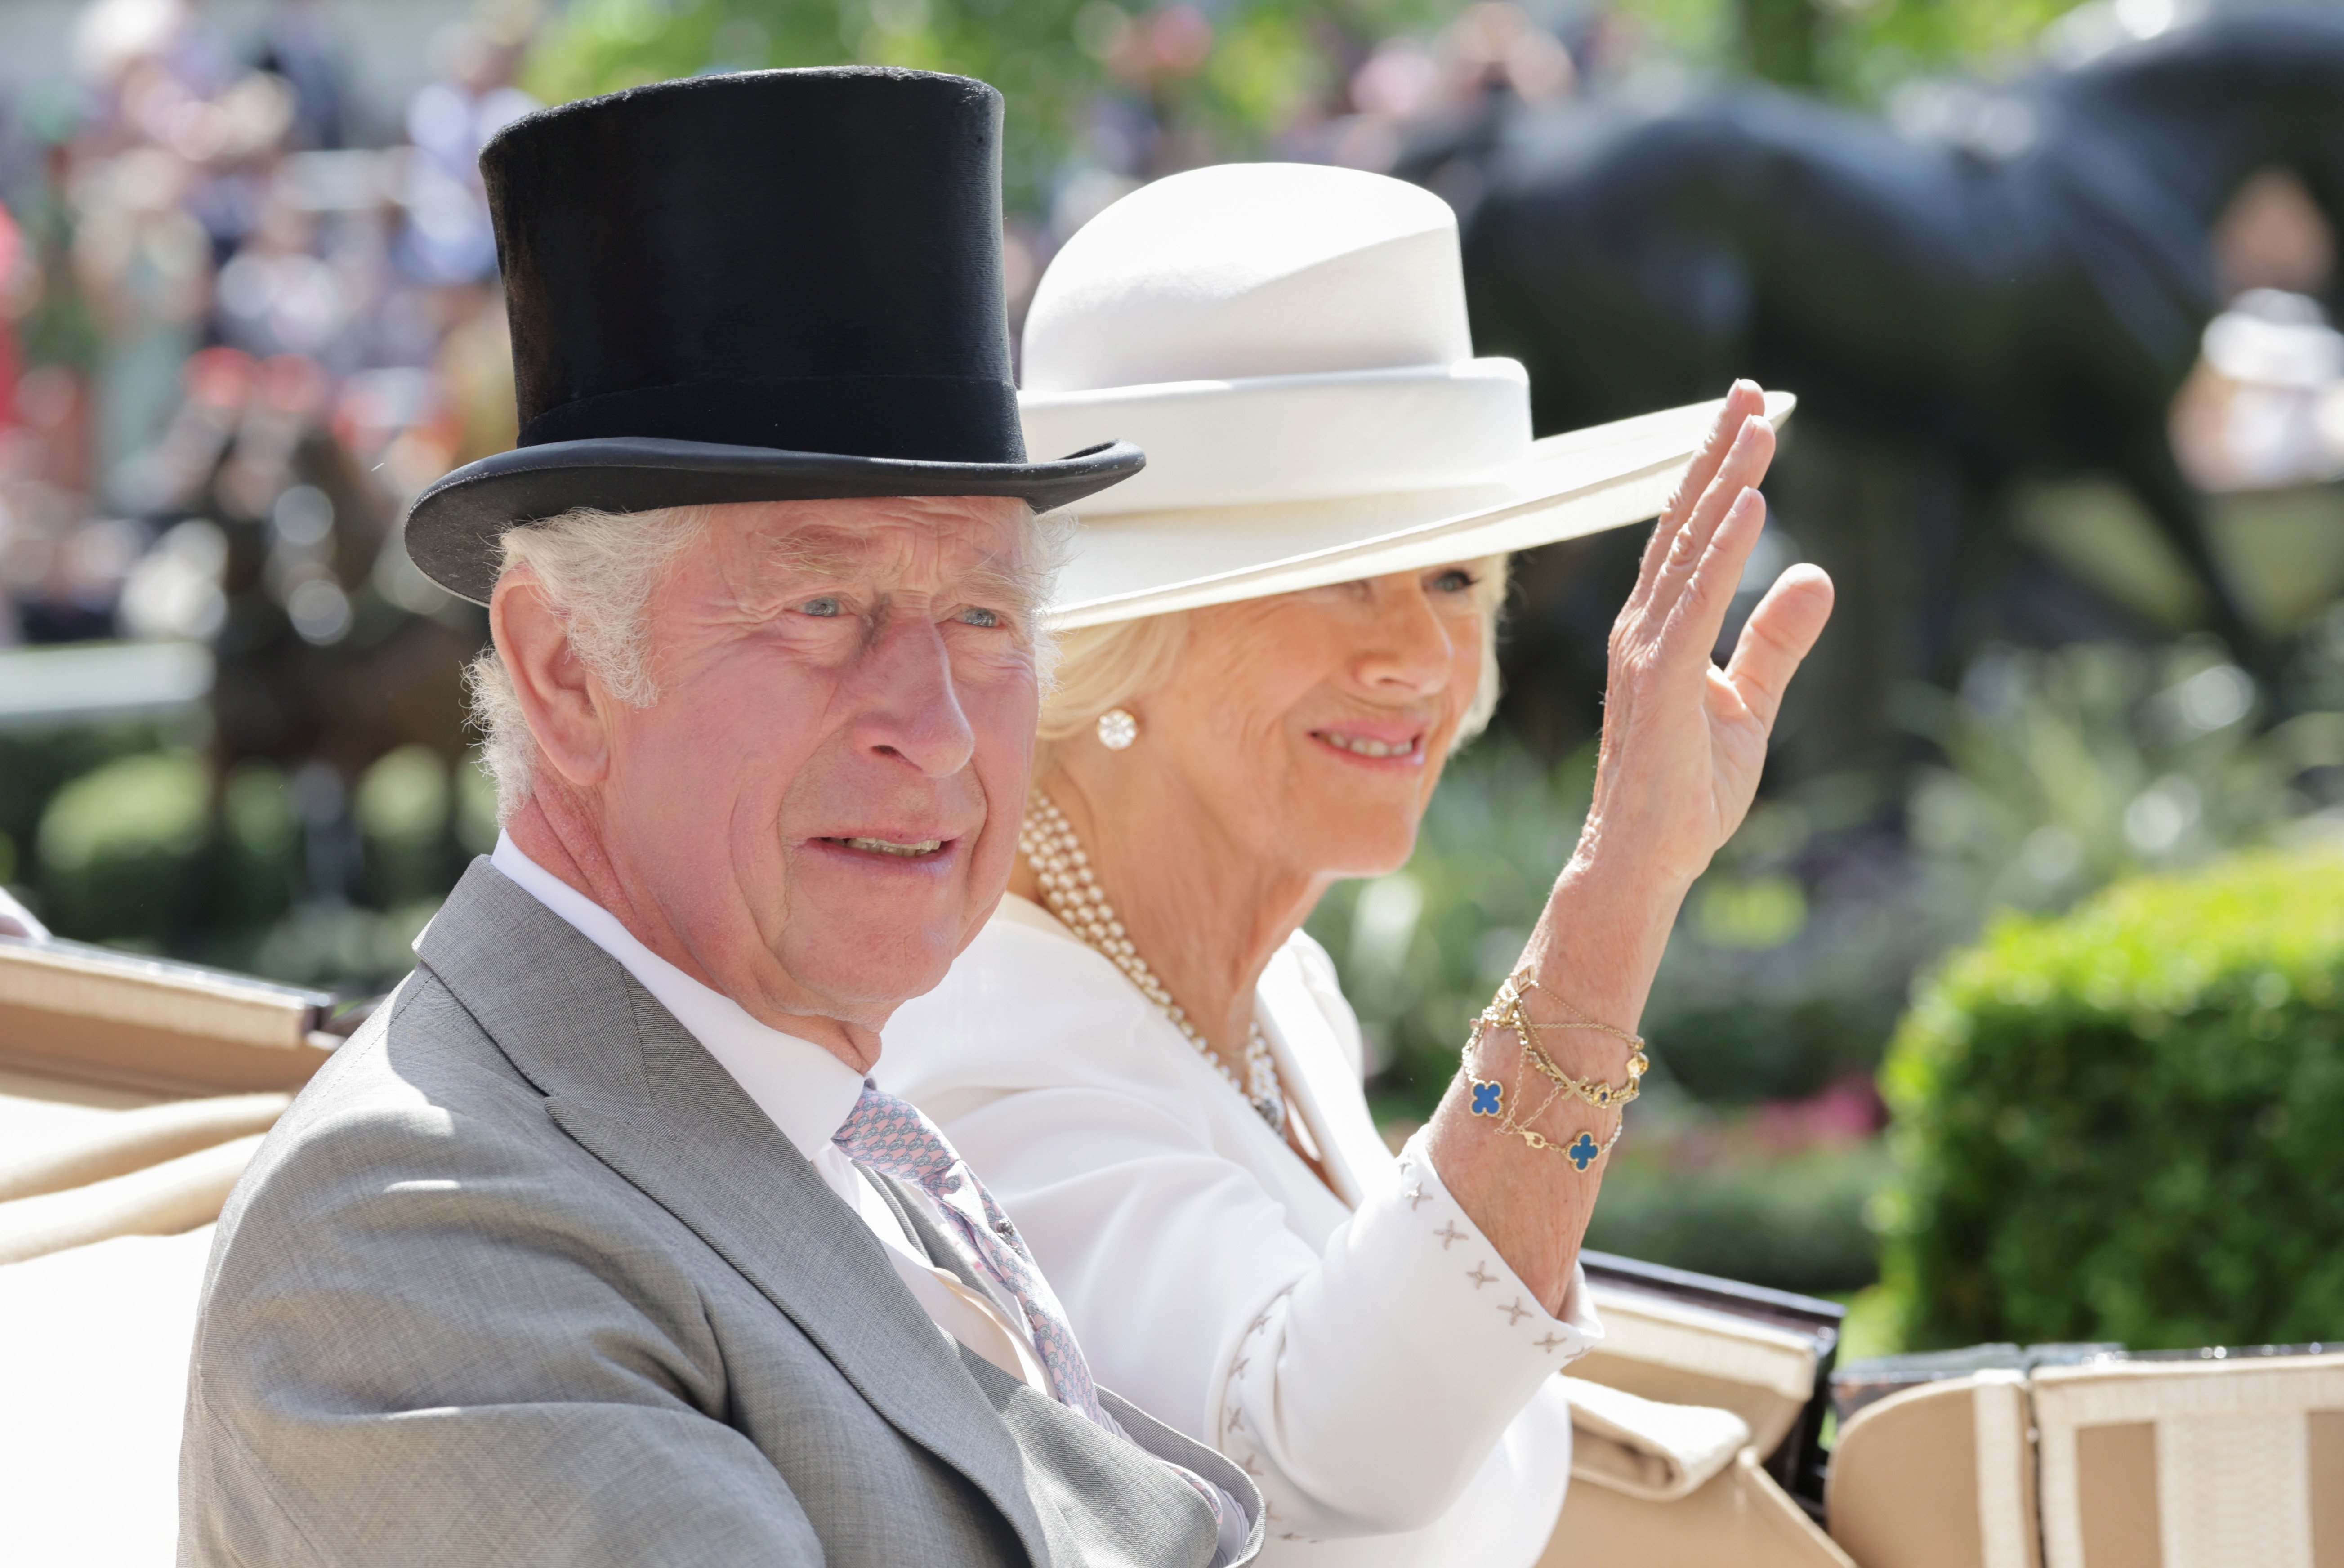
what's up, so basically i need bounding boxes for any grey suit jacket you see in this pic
[179,861,1263,1567]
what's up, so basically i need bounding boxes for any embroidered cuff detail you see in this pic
[1394,1127,1604,1361]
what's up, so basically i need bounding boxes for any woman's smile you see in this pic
[1309,725,1429,765]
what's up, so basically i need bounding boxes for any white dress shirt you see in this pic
[486,835,1052,1395]
[877,895,1601,1568]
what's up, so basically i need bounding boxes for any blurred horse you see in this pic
[135,348,481,917]
[1416,8,2344,746]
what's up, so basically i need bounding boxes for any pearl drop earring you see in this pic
[1096,707,1139,750]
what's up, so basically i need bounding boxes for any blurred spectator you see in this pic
[0,0,544,650]
[2171,290,2344,493]
[256,0,347,152]
[395,16,537,287]
[2170,169,2341,492]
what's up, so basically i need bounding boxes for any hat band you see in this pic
[519,374,1027,465]
[1019,360,1531,516]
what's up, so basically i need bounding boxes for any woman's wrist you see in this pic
[1526,850,1692,1040]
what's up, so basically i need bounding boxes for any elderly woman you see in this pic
[877,165,1831,1567]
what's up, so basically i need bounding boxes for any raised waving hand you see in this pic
[1584,379,1835,889]
[1427,380,1834,1313]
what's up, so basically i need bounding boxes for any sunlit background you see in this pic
[2,0,2341,1359]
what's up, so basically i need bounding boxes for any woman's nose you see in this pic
[1352,586,1457,695]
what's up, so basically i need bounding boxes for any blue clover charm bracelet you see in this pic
[1460,977,1635,1172]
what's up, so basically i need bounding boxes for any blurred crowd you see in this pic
[0,0,540,654]
[1023,0,1618,299]
[0,0,2339,666]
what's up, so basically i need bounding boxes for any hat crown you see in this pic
[1021,164,1473,393]
[483,67,1023,462]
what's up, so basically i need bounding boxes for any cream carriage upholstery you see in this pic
[1826,1352,2344,1568]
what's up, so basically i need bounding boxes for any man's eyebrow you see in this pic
[745,528,1047,617]
[749,530,871,582]
[959,551,1048,617]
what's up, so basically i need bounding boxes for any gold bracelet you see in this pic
[1500,973,1646,1054]
[1461,1054,1626,1170]
[1471,986,1647,1109]
[1460,1007,1630,1172]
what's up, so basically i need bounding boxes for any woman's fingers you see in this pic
[1646,416,1776,637]
[1629,381,1767,621]
[1722,563,1835,729]
[1675,483,1770,644]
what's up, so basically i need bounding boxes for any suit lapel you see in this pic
[417,861,1054,1564]
[1255,949,1394,1207]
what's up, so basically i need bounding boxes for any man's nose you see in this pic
[848,613,977,777]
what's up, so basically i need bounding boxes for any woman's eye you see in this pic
[958,606,1004,629]
[799,596,844,618]
[1431,568,1479,594]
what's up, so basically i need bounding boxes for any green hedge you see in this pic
[35,751,214,940]
[1878,849,2344,1350]
[1584,1140,1887,1294]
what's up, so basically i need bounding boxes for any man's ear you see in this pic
[491,573,613,789]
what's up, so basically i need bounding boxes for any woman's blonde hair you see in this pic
[1036,554,1511,770]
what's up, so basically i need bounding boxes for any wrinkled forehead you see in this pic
[698,494,1039,605]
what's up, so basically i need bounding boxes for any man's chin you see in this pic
[772,847,990,1019]
[775,929,959,1024]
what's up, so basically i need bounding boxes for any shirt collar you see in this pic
[488,833,866,1160]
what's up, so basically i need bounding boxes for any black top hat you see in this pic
[402,67,1143,604]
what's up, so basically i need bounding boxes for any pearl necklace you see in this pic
[1021,794,1288,1136]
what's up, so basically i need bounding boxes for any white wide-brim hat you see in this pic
[1022,162,1793,629]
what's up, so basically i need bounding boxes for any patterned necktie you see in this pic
[833,1079,1116,1429]
[834,1080,1238,1553]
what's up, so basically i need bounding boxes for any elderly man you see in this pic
[179,69,1260,1567]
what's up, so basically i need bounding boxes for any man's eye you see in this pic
[799,596,844,618]
[958,606,1004,629]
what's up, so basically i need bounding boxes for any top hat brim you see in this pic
[405,435,1146,605]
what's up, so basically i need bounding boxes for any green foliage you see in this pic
[1815,0,2091,102]
[35,750,211,939]
[1587,1135,1888,1292]
[1607,0,2096,100]
[356,744,456,907]
[456,754,502,856]
[244,899,446,993]
[0,725,172,868]
[522,0,1107,195]
[1878,849,2344,1350]
[215,763,300,929]
[521,0,1393,211]
[12,735,492,994]
[1902,642,2298,923]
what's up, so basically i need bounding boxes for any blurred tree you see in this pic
[522,0,1455,212]
[1613,0,2103,100]
[1817,0,2093,101]
[1740,0,1818,85]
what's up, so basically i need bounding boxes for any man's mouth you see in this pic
[823,836,948,858]
[1312,728,1425,761]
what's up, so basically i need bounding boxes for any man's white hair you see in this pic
[467,501,1061,823]
[467,505,715,821]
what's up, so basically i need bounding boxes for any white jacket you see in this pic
[878,895,1599,1568]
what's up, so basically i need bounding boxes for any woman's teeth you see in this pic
[1319,732,1419,759]
[844,837,943,857]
